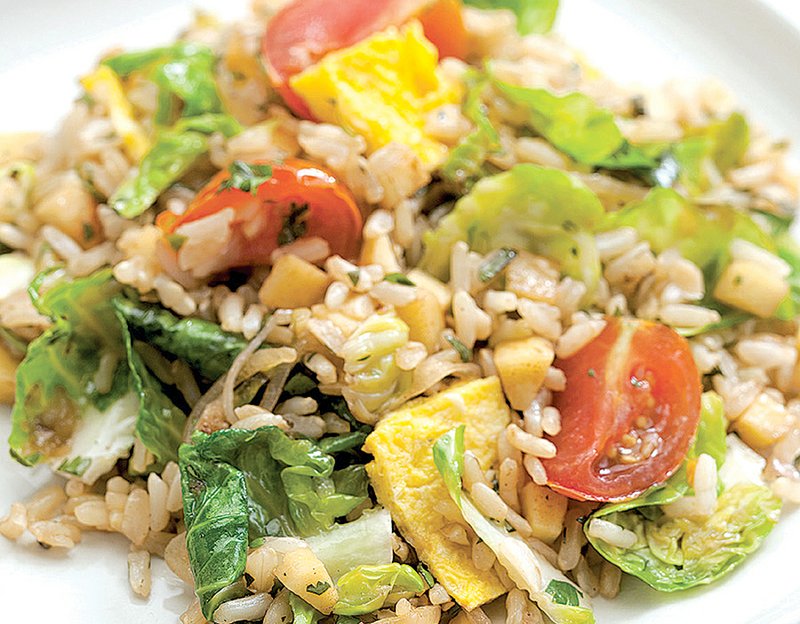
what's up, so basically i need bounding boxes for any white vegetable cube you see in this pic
[493,337,555,410]
[396,288,446,352]
[259,254,331,309]
[520,482,568,543]
[504,252,560,304]
[713,260,789,318]
[733,392,794,449]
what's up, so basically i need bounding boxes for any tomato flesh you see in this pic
[542,317,702,502]
[156,158,362,272]
[263,0,468,118]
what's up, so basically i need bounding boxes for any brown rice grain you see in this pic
[506,507,534,537]
[586,518,637,549]
[541,406,562,436]
[506,424,556,458]
[214,592,272,624]
[29,519,81,549]
[165,532,194,585]
[557,510,586,572]
[74,500,109,529]
[471,482,508,522]
[142,530,174,557]
[121,488,150,546]
[147,473,170,533]
[555,318,606,359]
[0,502,27,540]
[599,561,622,599]
[471,540,496,571]
[498,458,521,512]
[442,523,470,546]
[574,557,600,597]
[463,451,492,491]
[26,484,67,522]
[264,590,292,624]
[180,600,206,624]
[427,584,450,606]
[64,478,85,498]
[128,549,152,598]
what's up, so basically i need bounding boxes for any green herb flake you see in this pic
[277,202,309,247]
[587,368,596,378]
[384,273,415,286]
[347,271,360,286]
[306,581,331,596]
[417,564,435,589]
[544,579,583,607]
[82,223,95,241]
[166,233,188,252]
[478,248,517,282]
[285,372,318,396]
[218,160,273,196]
[445,335,472,363]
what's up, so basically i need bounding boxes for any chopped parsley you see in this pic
[82,223,95,242]
[306,581,331,596]
[544,579,583,607]
[445,335,472,363]
[478,248,517,282]
[417,563,435,589]
[587,368,596,378]
[277,202,309,246]
[347,270,360,286]
[384,273,415,286]
[218,160,273,196]
[166,233,187,252]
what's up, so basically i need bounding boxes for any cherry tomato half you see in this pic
[156,158,362,272]
[542,317,702,502]
[263,0,468,118]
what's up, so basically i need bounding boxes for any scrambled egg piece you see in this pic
[290,21,462,168]
[363,377,511,610]
[81,65,149,161]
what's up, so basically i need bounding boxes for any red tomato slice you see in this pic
[263,0,468,118]
[156,158,362,271]
[542,317,702,502]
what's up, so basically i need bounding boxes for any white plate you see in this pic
[1,1,800,622]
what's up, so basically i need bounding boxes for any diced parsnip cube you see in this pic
[0,341,19,405]
[274,547,338,614]
[396,288,445,352]
[493,337,554,410]
[520,483,568,543]
[713,260,789,318]
[504,252,559,304]
[259,254,331,309]
[407,269,451,310]
[360,235,401,273]
[733,392,794,449]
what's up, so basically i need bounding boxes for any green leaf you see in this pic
[545,580,583,607]
[117,313,186,465]
[432,427,594,624]
[710,112,750,174]
[440,70,502,189]
[105,43,224,125]
[218,161,273,196]
[9,272,187,478]
[277,202,309,247]
[602,187,774,280]
[307,581,332,596]
[421,164,604,296]
[318,431,368,455]
[494,76,636,167]
[113,297,249,381]
[333,564,426,616]
[180,426,369,617]
[305,509,394,581]
[290,594,324,624]
[384,273,416,286]
[586,393,781,591]
[8,271,136,479]
[464,0,559,34]
[445,335,472,363]
[478,248,517,282]
[109,130,208,218]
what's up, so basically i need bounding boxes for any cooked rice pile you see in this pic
[2,2,800,624]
